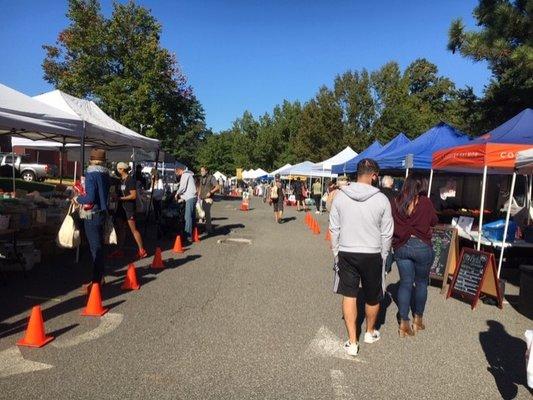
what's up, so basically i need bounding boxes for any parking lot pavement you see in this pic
[0,197,531,399]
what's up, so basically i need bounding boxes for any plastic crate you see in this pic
[482,219,517,243]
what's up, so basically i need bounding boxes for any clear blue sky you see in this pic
[0,0,489,132]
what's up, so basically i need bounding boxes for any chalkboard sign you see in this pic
[447,248,502,309]
[429,226,458,293]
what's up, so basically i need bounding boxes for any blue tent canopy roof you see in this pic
[473,108,533,145]
[376,122,470,170]
[331,140,383,174]
[372,132,411,161]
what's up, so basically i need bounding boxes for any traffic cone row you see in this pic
[305,213,331,240]
[18,232,198,348]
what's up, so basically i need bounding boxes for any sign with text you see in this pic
[429,226,458,293]
[447,248,502,309]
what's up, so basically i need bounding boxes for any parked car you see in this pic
[0,153,58,182]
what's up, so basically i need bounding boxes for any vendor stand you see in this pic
[432,108,533,277]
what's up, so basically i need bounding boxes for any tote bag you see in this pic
[57,203,81,249]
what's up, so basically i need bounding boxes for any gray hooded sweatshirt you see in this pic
[329,182,393,261]
[176,170,196,201]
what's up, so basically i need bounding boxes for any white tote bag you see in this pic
[57,204,81,249]
[104,217,117,245]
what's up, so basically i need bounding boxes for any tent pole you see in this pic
[405,168,409,178]
[528,174,532,225]
[73,161,77,182]
[144,149,159,237]
[11,150,16,194]
[497,172,516,278]
[477,165,488,250]
[80,121,86,173]
[427,169,434,198]
[320,175,324,213]
[59,137,66,184]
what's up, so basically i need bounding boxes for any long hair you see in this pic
[395,174,428,216]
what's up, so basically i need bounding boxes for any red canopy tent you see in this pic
[431,109,533,275]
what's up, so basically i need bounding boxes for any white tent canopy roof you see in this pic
[280,160,337,177]
[313,146,357,171]
[269,163,292,177]
[213,171,227,181]
[34,90,160,151]
[0,83,82,139]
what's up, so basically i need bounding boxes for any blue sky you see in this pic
[0,0,490,132]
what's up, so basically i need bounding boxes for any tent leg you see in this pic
[11,151,16,194]
[477,165,488,251]
[80,121,86,172]
[497,172,516,278]
[320,176,324,212]
[427,169,434,198]
[73,161,77,182]
[528,174,532,225]
[143,150,159,237]
[405,168,409,178]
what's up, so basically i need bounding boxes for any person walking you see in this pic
[268,174,285,223]
[115,162,147,259]
[392,174,437,337]
[293,177,304,212]
[312,178,322,214]
[329,159,393,357]
[198,166,220,234]
[74,148,110,286]
[175,166,197,244]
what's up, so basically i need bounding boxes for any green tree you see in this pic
[42,0,207,167]
[448,0,533,129]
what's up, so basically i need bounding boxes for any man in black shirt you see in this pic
[198,166,220,234]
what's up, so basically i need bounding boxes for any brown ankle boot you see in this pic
[398,320,415,337]
[413,315,425,332]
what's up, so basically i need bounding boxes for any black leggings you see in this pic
[313,194,321,211]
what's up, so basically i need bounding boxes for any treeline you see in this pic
[197,58,480,175]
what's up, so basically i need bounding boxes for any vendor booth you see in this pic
[432,108,533,276]
[0,83,161,273]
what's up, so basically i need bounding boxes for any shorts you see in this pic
[296,193,304,202]
[334,251,383,305]
[273,198,284,212]
[116,205,135,221]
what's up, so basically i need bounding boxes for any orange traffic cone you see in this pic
[17,306,54,348]
[81,283,108,316]
[173,235,184,254]
[121,263,140,290]
[193,227,200,243]
[151,247,165,269]
[313,219,321,235]
[325,230,331,241]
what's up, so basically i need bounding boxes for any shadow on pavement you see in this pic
[280,217,296,224]
[202,224,246,240]
[479,320,532,399]
[165,255,202,269]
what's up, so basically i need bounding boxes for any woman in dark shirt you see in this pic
[115,162,147,259]
[392,175,438,337]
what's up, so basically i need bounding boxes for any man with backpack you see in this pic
[268,174,285,223]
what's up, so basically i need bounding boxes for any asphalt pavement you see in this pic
[0,197,531,399]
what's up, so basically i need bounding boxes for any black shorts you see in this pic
[273,197,284,212]
[296,193,304,202]
[335,252,383,305]
[116,204,135,221]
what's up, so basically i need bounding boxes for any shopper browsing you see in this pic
[329,159,393,357]
[392,174,437,337]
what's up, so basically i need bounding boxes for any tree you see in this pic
[42,0,207,166]
[448,0,533,130]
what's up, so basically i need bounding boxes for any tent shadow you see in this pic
[165,255,202,269]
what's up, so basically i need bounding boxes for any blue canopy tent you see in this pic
[371,132,411,162]
[376,122,470,171]
[331,140,383,174]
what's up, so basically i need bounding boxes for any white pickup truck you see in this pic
[0,153,59,182]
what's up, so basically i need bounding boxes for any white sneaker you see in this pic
[364,330,381,344]
[343,340,359,356]
[315,211,320,214]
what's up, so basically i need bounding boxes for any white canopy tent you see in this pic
[312,146,357,173]
[213,171,227,182]
[248,168,268,179]
[269,163,291,177]
[516,148,533,175]
[33,90,160,151]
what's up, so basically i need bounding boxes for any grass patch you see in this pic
[0,178,55,193]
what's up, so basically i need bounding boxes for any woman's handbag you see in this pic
[57,203,81,249]
[196,200,206,219]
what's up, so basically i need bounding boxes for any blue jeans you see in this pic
[394,238,434,321]
[184,198,196,240]
[83,212,106,283]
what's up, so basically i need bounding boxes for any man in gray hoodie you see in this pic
[175,166,197,244]
[329,158,393,357]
